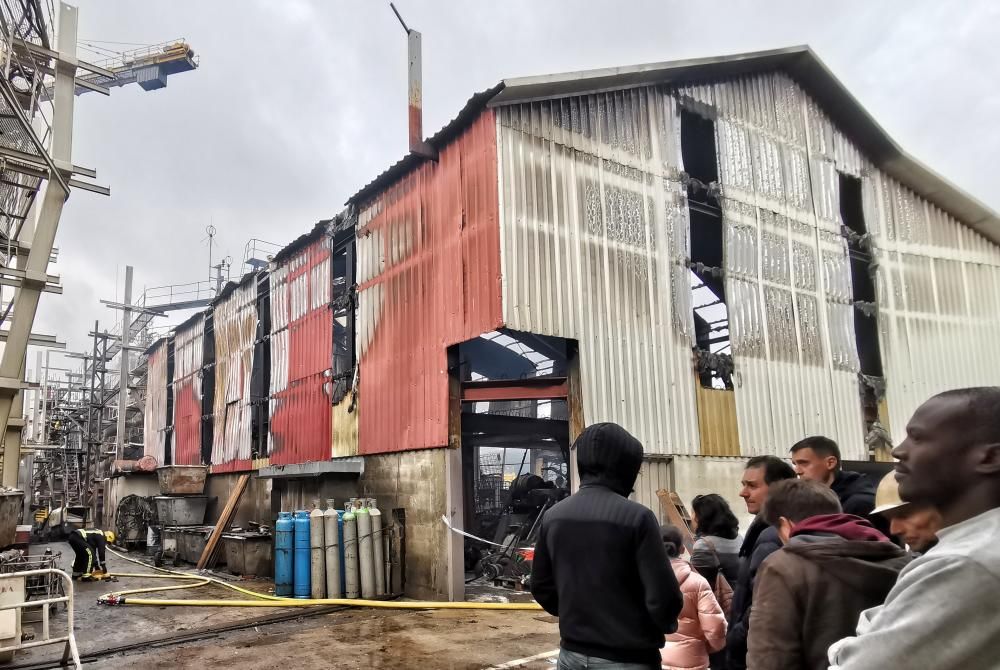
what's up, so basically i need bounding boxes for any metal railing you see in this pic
[0,568,80,669]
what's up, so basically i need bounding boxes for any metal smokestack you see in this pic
[390,3,437,160]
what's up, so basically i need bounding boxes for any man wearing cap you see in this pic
[829,387,1000,669]
[870,472,942,555]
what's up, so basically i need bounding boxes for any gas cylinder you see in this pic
[274,512,293,597]
[369,498,386,596]
[309,501,326,599]
[293,510,311,599]
[323,499,342,598]
[356,499,374,599]
[342,501,360,599]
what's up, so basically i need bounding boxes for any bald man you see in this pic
[829,387,1000,670]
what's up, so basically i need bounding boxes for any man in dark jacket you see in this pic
[727,455,796,670]
[748,479,908,670]
[531,423,683,669]
[790,436,877,517]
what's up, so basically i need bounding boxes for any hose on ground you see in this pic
[101,547,542,611]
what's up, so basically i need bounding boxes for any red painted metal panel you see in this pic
[172,315,204,466]
[268,236,334,465]
[357,110,502,454]
[461,381,569,403]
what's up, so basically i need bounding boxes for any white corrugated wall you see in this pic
[866,171,1000,440]
[496,88,701,455]
[495,71,1000,460]
[712,73,865,459]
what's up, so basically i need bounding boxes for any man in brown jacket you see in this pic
[747,479,909,670]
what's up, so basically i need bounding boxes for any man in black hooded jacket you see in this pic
[531,423,683,669]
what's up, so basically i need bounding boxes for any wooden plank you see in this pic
[196,473,250,569]
[656,489,696,555]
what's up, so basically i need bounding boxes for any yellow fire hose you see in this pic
[101,548,542,611]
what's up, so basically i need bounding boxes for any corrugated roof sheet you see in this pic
[346,46,1000,245]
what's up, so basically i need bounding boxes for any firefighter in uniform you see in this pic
[68,528,115,580]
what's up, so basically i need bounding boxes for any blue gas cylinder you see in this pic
[274,512,293,597]
[293,510,311,599]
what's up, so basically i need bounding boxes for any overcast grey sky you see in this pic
[33,0,1000,373]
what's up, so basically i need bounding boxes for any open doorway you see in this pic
[456,329,572,592]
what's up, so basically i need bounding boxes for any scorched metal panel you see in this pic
[268,235,334,465]
[356,110,502,454]
[172,315,204,465]
[143,339,169,465]
[212,276,258,472]
[495,89,701,455]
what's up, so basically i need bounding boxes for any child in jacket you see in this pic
[660,525,727,670]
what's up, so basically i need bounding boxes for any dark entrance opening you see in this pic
[681,109,731,389]
[456,329,572,590]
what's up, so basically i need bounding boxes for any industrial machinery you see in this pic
[473,473,568,588]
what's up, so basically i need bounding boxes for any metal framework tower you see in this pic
[0,2,112,488]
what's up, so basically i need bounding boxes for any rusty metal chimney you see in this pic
[391,3,437,160]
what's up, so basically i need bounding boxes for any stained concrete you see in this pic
[12,541,297,667]
[9,541,560,670]
[358,449,451,601]
[88,608,560,669]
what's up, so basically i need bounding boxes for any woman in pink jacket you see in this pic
[660,525,727,670]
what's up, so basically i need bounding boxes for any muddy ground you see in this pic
[10,542,561,669]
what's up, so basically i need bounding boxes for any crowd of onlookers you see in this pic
[530,386,1000,669]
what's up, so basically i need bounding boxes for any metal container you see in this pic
[154,496,208,526]
[162,527,180,560]
[179,527,214,564]
[342,501,359,599]
[309,501,325,599]
[0,492,24,549]
[223,533,273,577]
[323,499,342,598]
[156,466,208,495]
[274,512,293,597]
[292,510,310,599]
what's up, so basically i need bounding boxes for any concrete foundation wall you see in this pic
[358,448,451,601]
[270,476,359,518]
[671,455,754,531]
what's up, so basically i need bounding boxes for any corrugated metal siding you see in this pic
[712,73,865,459]
[494,74,889,458]
[866,170,1000,440]
[268,236,334,465]
[495,89,701,455]
[172,316,204,465]
[212,278,258,472]
[356,110,502,454]
[630,458,673,522]
[143,340,169,465]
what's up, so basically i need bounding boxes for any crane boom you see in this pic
[74,40,198,95]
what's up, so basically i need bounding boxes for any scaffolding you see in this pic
[0,1,112,491]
